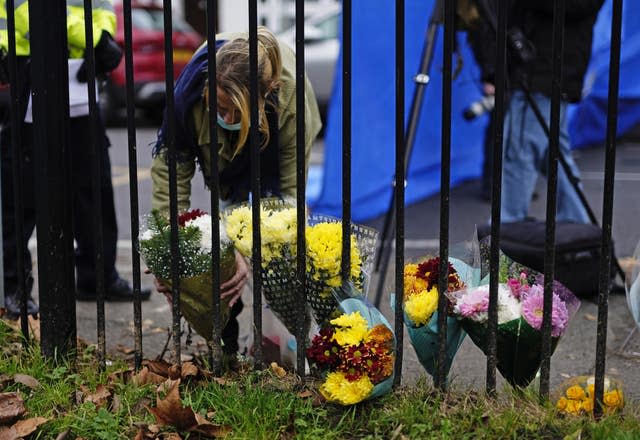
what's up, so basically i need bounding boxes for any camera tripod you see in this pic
[373,0,625,308]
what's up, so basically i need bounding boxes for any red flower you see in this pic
[306,327,341,369]
[416,257,463,292]
[178,209,207,227]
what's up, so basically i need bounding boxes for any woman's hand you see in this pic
[145,268,172,305]
[145,251,249,308]
[220,251,250,307]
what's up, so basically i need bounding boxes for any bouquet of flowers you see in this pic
[305,215,378,325]
[222,198,307,336]
[447,238,581,387]
[625,239,640,330]
[401,256,469,381]
[306,283,395,405]
[140,209,237,340]
[554,375,624,416]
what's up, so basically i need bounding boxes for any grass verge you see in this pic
[1,319,639,439]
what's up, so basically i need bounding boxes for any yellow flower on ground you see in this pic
[587,384,595,397]
[566,385,586,401]
[320,371,374,405]
[581,396,594,413]
[331,311,369,346]
[565,399,582,415]
[603,389,624,409]
[556,397,568,411]
[404,287,438,326]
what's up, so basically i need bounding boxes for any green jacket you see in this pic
[151,32,322,214]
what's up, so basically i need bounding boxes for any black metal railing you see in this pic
[1,0,625,414]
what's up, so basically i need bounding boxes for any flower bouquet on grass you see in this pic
[401,256,469,382]
[305,215,378,326]
[306,283,395,405]
[222,198,307,336]
[140,209,237,340]
[447,239,581,387]
[554,375,624,416]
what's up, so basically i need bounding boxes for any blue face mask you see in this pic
[217,113,242,131]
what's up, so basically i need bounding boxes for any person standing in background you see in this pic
[0,0,150,319]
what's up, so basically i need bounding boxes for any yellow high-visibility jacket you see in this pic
[0,0,116,57]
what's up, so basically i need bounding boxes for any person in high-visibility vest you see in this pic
[0,0,150,319]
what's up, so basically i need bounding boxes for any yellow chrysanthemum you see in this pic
[565,399,582,415]
[404,287,438,326]
[603,389,624,409]
[581,396,594,413]
[331,311,369,346]
[587,384,595,397]
[224,206,298,266]
[566,385,586,401]
[320,371,374,405]
[306,222,362,288]
[556,397,568,411]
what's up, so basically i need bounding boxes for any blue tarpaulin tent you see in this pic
[312,0,640,222]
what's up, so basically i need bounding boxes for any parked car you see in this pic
[100,1,203,124]
[278,3,340,116]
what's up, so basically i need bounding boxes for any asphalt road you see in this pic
[46,122,640,398]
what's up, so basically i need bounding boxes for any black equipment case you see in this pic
[478,220,612,298]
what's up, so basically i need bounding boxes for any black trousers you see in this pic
[2,115,119,298]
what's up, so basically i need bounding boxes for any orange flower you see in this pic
[566,385,586,401]
[556,397,568,411]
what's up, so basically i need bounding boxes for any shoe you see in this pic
[76,277,151,302]
[3,292,39,319]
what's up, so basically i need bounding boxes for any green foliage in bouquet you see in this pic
[139,210,221,279]
[140,209,238,340]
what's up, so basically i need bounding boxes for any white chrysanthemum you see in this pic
[185,214,229,253]
[140,228,155,241]
[497,284,521,324]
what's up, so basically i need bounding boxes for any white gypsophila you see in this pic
[497,284,521,324]
[185,214,229,253]
[140,228,155,241]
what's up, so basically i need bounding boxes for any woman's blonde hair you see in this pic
[215,26,283,154]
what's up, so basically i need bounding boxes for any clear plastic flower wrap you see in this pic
[305,214,378,326]
[446,236,581,387]
[221,197,309,337]
[625,239,640,330]
[306,283,395,405]
[139,209,237,340]
[553,375,624,416]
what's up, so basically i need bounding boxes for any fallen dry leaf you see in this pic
[144,360,171,377]
[270,362,286,378]
[111,394,122,413]
[12,416,48,437]
[13,374,40,390]
[116,344,136,355]
[146,379,230,437]
[191,412,231,438]
[584,313,598,322]
[212,377,228,386]
[84,384,111,409]
[146,379,197,430]
[180,362,199,379]
[0,426,18,440]
[296,390,313,399]
[0,393,25,425]
[133,367,168,386]
[168,365,181,380]
[164,433,182,440]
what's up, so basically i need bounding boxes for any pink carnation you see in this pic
[521,288,569,337]
[457,288,490,319]
[507,272,531,299]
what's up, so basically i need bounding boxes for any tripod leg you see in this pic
[373,0,444,305]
